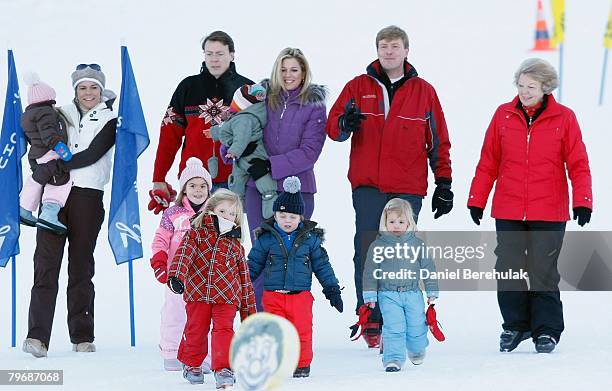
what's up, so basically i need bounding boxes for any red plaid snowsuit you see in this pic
[168,213,256,368]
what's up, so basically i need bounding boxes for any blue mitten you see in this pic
[53,141,72,161]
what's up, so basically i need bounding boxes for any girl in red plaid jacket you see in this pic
[167,189,256,387]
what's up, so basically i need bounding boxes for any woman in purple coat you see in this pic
[245,47,328,309]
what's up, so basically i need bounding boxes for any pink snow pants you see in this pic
[20,150,71,211]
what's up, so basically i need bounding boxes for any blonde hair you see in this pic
[175,178,210,207]
[379,198,417,233]
[191,189,243,235]
[267,47,312,110]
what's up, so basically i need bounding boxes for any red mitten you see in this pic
[349,304,373,341]
[148,183,177,215]
[426,304,445,342]
[150,251,169,284]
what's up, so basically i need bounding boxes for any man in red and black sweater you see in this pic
[149,31,253,213]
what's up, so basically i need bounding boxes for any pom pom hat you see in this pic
[179,157,213,191]
[273,176,304,215]
[24,72,56,105]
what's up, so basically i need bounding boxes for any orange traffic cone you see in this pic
[532,0,554,51]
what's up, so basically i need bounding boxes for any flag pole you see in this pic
[128,259,136,347]
[600,48,609,106]
[11,255,16,348]
[558,43,564,102]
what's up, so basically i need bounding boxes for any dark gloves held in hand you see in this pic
[167,276,185,295]
[247,158,271,181]
[339,98,366,133]
[468,206,484,226]
[32,159,68,186]
[431,179,453,219]
[241,141,258,158]
[573,207,592,227]
[323,286,343,313]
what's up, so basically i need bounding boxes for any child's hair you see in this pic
[191,188,243,229]
[175,178,209,207]
[379,198,417,232]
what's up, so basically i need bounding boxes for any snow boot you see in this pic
[408,351,426,365]
[214,368,235,389]
[201,360,213,374]
[363,322,381,348]
[19,207,37,226]
[385,361,401,372]
[36,203,66,235]
[183,364,204,384]
[72,342,96,352]
[164,358,182,371]
[22,338,47,358]
[499,330,531,352]
[293,366,310,378]
[535,334,557,353]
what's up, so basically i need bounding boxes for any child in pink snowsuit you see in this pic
[150,157,213,372]
[19,73,73,235]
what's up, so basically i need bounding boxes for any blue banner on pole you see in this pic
[108,46,150,265]
[0,50,26,267]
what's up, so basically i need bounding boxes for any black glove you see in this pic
[432,179,453,219]
[167,276,185,295]
[468,206,484,226]
[339,98,366,133]
[323,286,343,313]
[32,159,68,186]
[247,158,271,180]
[573,207,592,227]
[241,141,258,158]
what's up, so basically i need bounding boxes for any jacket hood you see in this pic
[366,59,418,84]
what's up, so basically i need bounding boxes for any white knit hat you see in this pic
[71,66,106,89]
[24,72,56,105]
[179,157,213,191]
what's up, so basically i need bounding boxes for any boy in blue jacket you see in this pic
[248,176,343,378]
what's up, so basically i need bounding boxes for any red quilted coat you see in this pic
[468,95,592,221]
[168,213,256,320]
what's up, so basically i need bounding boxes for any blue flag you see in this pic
[108,46,150,265]
[0,50,27,267]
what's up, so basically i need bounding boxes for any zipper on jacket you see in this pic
[280,101,287,119]
[523,127,532,221]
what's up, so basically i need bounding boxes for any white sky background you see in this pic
[0,1,611,390]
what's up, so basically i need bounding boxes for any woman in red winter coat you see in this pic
[467,58,592,354]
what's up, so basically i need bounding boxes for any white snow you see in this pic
[1,0,611,390]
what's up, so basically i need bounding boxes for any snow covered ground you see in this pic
[1,0,611,390]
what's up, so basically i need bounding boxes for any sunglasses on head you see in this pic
[76,63,102,71]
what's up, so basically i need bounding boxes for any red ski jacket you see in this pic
[327,60,452,195]
[468,95,592,221]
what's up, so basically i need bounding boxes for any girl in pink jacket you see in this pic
[150,157,213,371]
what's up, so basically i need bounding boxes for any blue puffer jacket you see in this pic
[248,219,339,292]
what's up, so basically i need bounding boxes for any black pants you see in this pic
[352,186,423,312]
[495,219,566,341]
[27,187,104,347]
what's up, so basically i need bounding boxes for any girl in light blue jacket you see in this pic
[362,198,439,372]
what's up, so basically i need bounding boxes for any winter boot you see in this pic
[535,334,557,353]
[408,351,426,365]
[36,203,66,235]
[363,322,381,348]
[214,368,235,389]
[22,338,47,358]
[163,358,182,371]
[292,366,310,378]
[201,361,213,374]
[19,207,37,226]
[183,364,204,384]
[499,330,531,352]
[261,191,277,219]
[385,361,401,372]
[72,342,96,352]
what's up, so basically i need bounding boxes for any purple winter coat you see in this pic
[247,83,328,193]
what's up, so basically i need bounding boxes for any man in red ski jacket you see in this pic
[149,31,253,213]
[326,25,453,346]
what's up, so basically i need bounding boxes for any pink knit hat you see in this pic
[24,73,56,105]
[179,157,213,191]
